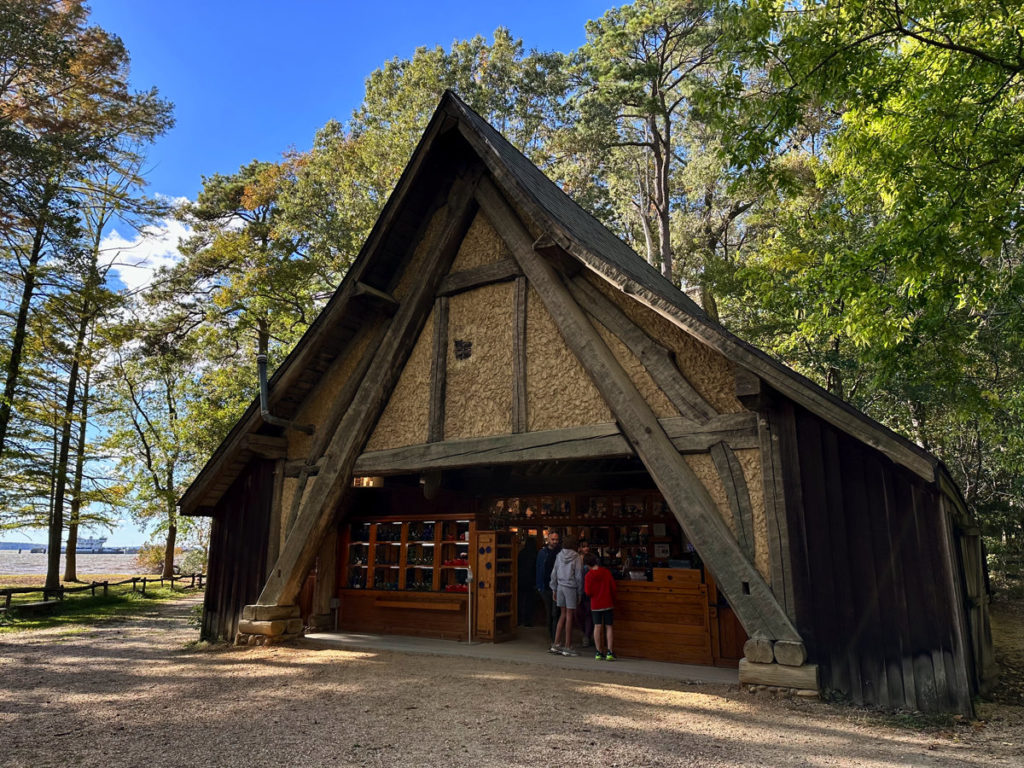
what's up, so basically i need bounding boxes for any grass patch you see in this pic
[0,583,197,634]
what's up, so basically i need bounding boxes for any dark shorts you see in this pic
[592,608,613,626]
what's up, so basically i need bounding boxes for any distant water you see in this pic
[0,551,143,577]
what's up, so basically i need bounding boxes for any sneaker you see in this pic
[561,647,579,657]
[548,644,562,654]
[594,652,605,660]
[604,652,616,661]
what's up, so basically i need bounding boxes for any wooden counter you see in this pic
[614,568,713,665]
[338,589,468,641]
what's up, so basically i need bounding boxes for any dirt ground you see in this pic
[1,596,1022,768]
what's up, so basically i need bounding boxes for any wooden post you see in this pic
[710,441,756,560]
[476,177,800,643]
[512,276,528,432]
[103,581,108,597]
[267,459,285,580]
[257,173,480,608]
[428,296,449,443]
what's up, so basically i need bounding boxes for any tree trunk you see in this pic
[0,216,47,461]
[257,315,270,357]
[63,366,91,582]
[650,117,673,283]
[162,474,177,578]
[63,516,78,583]
[45,311,88,590]
[700,284,720,322]
[636,201,656,266]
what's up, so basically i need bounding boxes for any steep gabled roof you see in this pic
[181,90,948,516]
[445,93,941,483]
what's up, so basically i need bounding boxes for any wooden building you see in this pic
[181,92,995,714]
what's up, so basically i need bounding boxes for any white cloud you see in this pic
[100,201,192,294]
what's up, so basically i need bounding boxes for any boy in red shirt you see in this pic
[583,552,617,660]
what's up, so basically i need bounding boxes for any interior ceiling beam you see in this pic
[353,412,757,476]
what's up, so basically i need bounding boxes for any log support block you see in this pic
[237,619,287,636]
[743,636,775,664]
[773,640,808,667]
[241,604,301,621]
[738,659,819,691]
[236,606,304,646]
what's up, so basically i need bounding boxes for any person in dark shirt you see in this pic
[517,536,537,626]
[535,529,561,643]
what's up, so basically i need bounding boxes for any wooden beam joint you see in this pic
[353,281,399,313]
[437,258,522,297]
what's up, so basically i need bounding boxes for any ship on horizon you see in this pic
[27,537,140,555]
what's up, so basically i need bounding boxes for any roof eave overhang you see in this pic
[179,104,464,516]
[448,98,941,486]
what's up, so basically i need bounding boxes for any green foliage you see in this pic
[180,548,207,576]
[558,0,723,283]
[0,1,172,579]
[134,542,166,574]
[3,0,1022,591]
[141,28,570,474]
[709,0,1024,549]
[275,28,567,285]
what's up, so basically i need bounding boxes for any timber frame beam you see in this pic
[353,413,758,476]
[475,176,801,643]
[565,275,717,423]
[256,172,480,607]
[437,257,522,297]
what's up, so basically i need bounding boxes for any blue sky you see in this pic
[5,1,612,547]
[89,0,609,202]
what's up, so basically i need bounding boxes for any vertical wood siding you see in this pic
[200,458,275,642]
[771,398,975,713]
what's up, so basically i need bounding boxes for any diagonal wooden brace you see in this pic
[476,177,801,643]
[255,175,479,608]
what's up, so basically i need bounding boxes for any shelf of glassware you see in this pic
[338,517,473,641]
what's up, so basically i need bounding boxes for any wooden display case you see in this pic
[338,515,475,641]
[474,530,516,641]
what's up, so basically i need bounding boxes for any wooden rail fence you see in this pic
[1,572,206,613]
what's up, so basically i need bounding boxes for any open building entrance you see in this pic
[309,459,747,668]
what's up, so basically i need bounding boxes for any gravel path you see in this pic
[1,596,1022,768]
